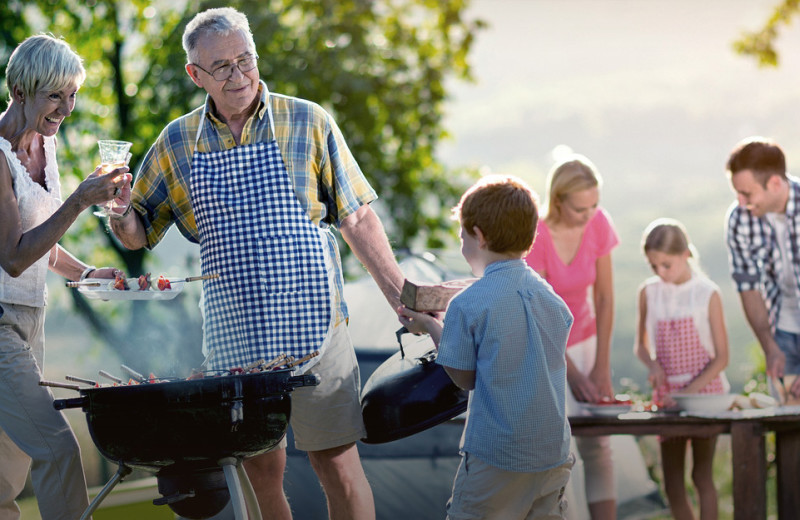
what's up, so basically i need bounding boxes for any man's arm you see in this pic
[339,203,405,312]
[109,206,149,250]
[739,289,785,379]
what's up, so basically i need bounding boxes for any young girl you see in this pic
[635,218,730,520]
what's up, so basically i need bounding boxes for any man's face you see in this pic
[187,31,260,121]
[729,169,782,217]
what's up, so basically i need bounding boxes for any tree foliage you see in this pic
[0,0,483,374]
[733,0,799,67]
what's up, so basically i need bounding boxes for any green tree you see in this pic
[733,0,799,66]
[0,0,483,374]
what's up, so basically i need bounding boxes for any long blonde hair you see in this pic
[544,154,602,222]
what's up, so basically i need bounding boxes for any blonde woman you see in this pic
[525,154,617,520]
[0,34,129,519]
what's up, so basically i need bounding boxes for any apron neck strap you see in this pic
[194,90,275,149]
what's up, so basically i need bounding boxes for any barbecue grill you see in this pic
[51,368,319,520]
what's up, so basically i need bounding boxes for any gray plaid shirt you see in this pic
[725,176,800,331]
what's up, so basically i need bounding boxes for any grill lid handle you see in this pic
[53,397,87,410]
[287,374,321,389]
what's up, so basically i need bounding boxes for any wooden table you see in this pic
[569,408,800,520]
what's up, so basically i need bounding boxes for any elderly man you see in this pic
[725,136,800,400]
[109,7,404,519]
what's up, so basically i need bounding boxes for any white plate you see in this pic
[672,393,734,413]
[582,404,632,417]
[78,279,185,301]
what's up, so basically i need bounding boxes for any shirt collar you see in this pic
[483,258,526,276]
[786,176,800,216]
[201,80,270,125]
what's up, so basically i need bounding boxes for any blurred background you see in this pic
[2,0,800,517]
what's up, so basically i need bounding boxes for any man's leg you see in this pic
[307,442,374,520]
[243,448,292,520]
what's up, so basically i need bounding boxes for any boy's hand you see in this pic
[397,306,441,336]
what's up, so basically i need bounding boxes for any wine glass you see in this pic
[93,140,133,218]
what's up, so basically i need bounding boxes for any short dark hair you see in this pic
[726,136,786,186]
[454,175,539,254]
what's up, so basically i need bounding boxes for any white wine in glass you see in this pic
[94,140,132,217]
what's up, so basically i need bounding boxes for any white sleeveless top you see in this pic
[0,132,62,307]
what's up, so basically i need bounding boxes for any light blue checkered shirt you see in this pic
[437,259,573,472]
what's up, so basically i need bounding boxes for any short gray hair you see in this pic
[6,34,86,101]
[182,7,256,64]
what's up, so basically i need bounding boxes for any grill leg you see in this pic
[220,457,260,520]
[80,463,133,520]
[237,462,263,520]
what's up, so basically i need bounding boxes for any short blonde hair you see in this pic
[6,34,85,101]
[544,154,601,221]
[454,175,539,254]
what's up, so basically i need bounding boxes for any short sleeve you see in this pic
[591,208,619,257]
[436,299,478,372]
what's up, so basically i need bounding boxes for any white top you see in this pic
[643,272,729,390]
[644,273,716,356]
[766,212,800,332]
[0,133,62,307]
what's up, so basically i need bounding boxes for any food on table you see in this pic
[113,272,130,291]
[596,394,632,406]
[727,392,778,410]
[157,275,172,291]
[137,273,151,290]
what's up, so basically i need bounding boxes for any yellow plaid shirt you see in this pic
[130,81,376,323]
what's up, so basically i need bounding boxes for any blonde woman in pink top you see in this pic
[525,154,619,520]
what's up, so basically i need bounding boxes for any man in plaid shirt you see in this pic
[725,136,800,400]
[109,7,404,520]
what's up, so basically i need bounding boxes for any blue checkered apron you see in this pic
[189,102,332,372]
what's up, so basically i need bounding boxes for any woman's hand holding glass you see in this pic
[78,163,131,212]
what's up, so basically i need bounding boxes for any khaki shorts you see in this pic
[446,452,574,520]
[275,321,366,452]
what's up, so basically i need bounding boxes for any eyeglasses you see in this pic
[192,54,258,81]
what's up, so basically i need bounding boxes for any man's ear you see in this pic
[185,64,204,87]
[766,173,784,192]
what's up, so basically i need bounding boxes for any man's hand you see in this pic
[765,348,786,380]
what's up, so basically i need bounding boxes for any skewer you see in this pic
[65,280,103,288]
[39,380,80,391]
[98,370,123,384]
[66,273,218,288]
[261,354,287,370]
[120,365,146,383]
[244,359,266,371]
[286,351,320,369]
[270,356,294,370]
[179,273,219,282]
[66,375,98,386]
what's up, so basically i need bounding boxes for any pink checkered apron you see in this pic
[652,315,726,404]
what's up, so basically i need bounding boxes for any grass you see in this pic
[18,476,174,520]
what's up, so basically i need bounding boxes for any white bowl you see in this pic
[672,393,734,413]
